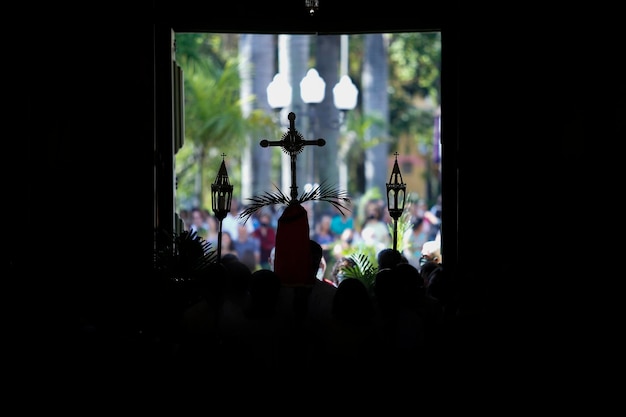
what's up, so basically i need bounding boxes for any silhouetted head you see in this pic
[332,277,374,325]
[309,239,323,277]
[377,248,403,270]
[248,269,281,318]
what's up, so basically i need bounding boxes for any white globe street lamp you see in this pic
[333,74,358,110]
[266,73,293,110]
[299,68,326,104]
[267,69,358,123]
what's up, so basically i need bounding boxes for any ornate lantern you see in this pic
[211,154,233,262]
[386,152,406,251]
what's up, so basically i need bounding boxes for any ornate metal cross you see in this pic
[260,111,325,202]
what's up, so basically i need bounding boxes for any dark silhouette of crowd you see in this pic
[76,197,482,399]
[76,238,493,396]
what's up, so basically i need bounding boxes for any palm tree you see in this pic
[238,33,278,201]
[175,33,275,209]
[362,33,391,195]
[313,35,341,193]
[182,58,249,208]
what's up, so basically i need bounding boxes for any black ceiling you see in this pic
[160,0,451,34]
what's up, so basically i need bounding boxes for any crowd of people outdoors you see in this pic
[178,193,443,285]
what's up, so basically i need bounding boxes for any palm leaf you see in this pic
[239,179,351,224]
[387,209,413,252]
[239,184,291,224]
[154,228,217,281]
[343,251,377,289]
[298,180,351,215]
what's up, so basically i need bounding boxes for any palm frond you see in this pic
[344,251,377,289]
[154,228,217,281]
[239,184,290,224]
[239,180,351,224]
[297,180,352,216]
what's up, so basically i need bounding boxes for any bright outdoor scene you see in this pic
[173,32,442,288]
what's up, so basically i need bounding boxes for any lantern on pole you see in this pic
[211,154,233,263]
[386,152,406,251]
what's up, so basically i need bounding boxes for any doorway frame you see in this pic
[153,21,459,278]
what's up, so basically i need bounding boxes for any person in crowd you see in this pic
[311,213,336,264]
[329,255,357,286]
[409,199,435,239]
[219,231,238,258]
[426,194,442,241]
[243,181,348,381]
[404,216,429,269]
[238,249,259,273]
[271,239,338,380]
[420,239,442,267]
[178,208,190,231]
[222,198,254,240]
[252,210,276,270]
[233,222,261,271]
[316,254,330,284]
[360,199,391,252]
[372,264,425,373]
[267,243,329,283]
[175,262,226,372]
[419,260,441,288]
[394,262,444,356]
[311,277,382,381]
[240,268,288,374]
[246,269,282,320]
[216,259,253,355]
[330,211,354,237]
[377,248,406,270]
[303,239,337,325]
[189,207,209,240]
[268,246,276,271]
[331,227,357,262]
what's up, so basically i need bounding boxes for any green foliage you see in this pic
[387,207,414,253]
[184,58,247,150]
[337,199,417,291]
[175,33,278,210]
[387,32,441,144]
[342,251,377,290]
[175,33,238,71]
[388,32,441,97]
[346,32,440,146]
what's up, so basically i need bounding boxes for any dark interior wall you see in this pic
[7,15,156,328]
[466,8,621,247]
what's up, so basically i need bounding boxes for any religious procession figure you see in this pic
[240,112,351,287]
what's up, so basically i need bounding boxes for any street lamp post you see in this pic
[299,68,326,190]
[211,154,234,263]
[386,152,407,251]
[266,73,293,115]
[333,74,359,124]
